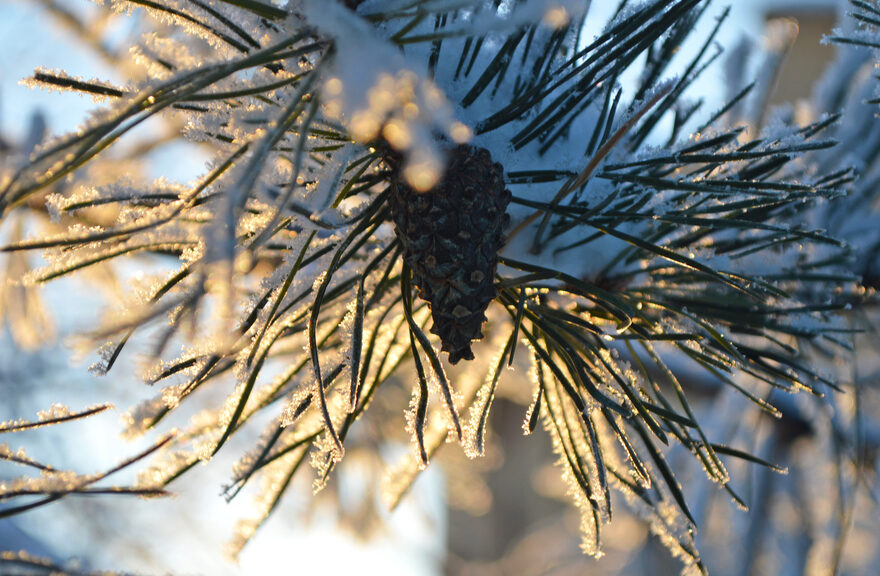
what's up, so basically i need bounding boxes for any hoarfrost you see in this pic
[302,0,468,190]
[463,335,511,458]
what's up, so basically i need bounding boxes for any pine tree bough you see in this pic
[389,144,511,364]
[6,0,880,571]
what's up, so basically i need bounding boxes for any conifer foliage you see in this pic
[0,1,870,573]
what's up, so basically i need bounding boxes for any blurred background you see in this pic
[1,1,878,575]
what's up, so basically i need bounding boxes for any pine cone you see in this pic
[389,144,511,364]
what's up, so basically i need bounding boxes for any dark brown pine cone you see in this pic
[389,144,511,364]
